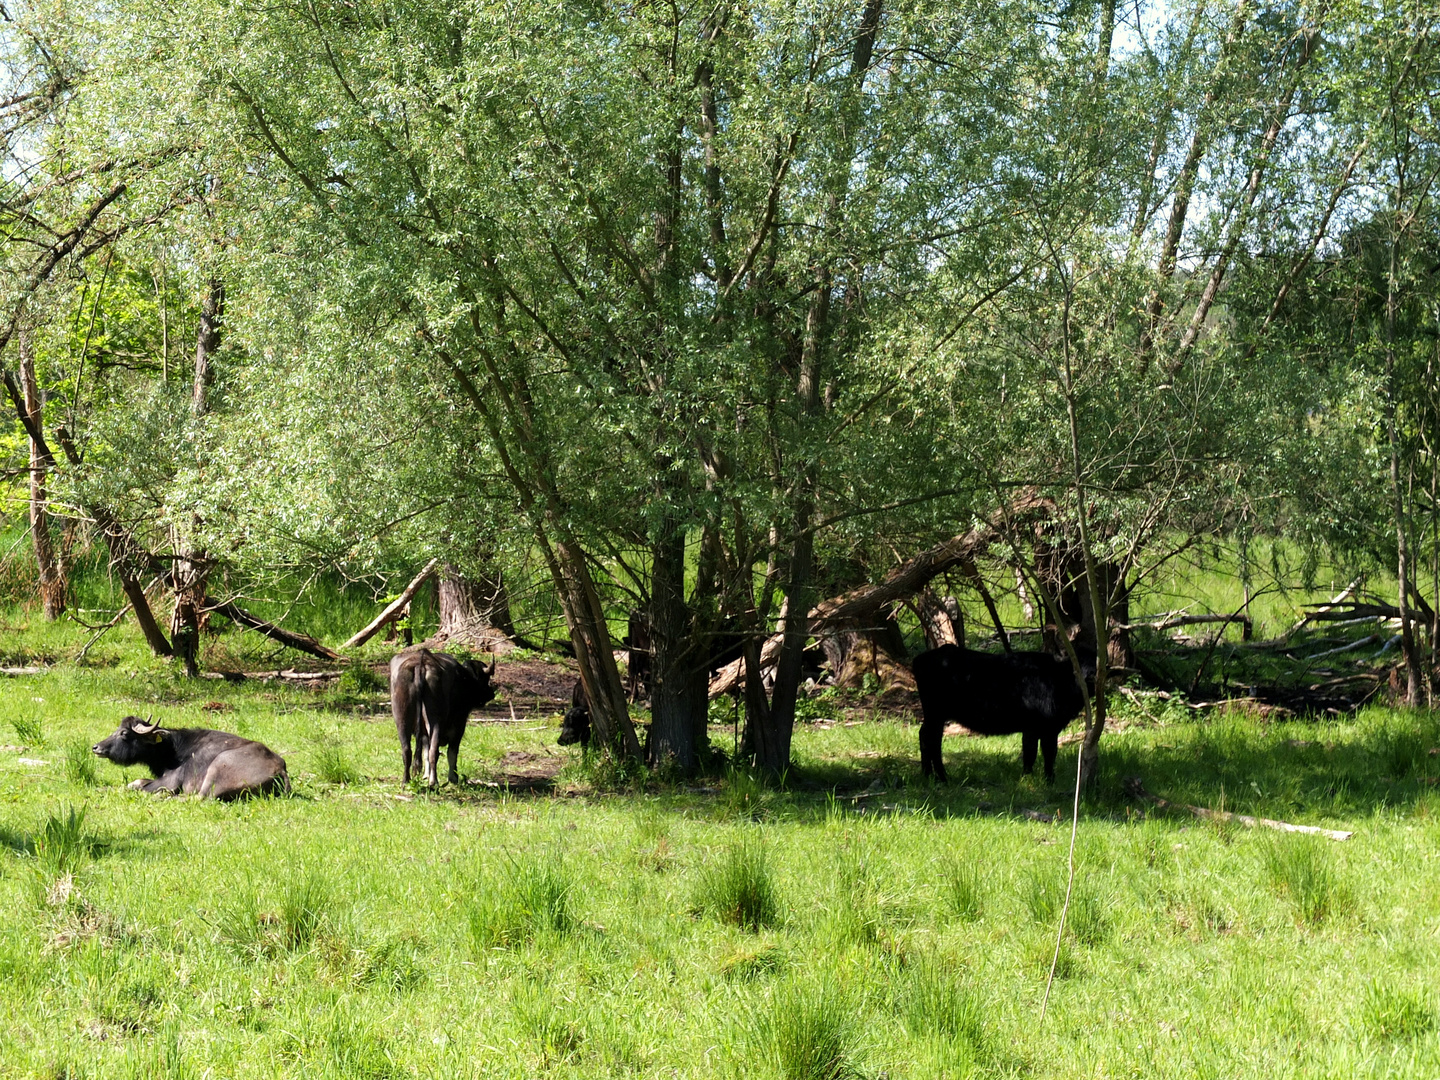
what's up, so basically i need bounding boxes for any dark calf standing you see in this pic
[912,644,1095,782]
[92,716,289,799]
[557,678,591,747]
[390,648,497,786]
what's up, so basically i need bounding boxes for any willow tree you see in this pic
[149,0,1040,773]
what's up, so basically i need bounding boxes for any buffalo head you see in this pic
[92,715,170,766]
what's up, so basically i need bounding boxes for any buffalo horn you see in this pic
[132,721,157,735]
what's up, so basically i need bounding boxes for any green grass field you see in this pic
[3,620,1440,1078]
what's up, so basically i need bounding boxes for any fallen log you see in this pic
[204,597,343,662]
[340,558,439,650]
[1119,613,1253,635]
[1123,777,1352,841]
[1290,577,1363,632]
[709,490,1050,697]
[1304,634,1379,661]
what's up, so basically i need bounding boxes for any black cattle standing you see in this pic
[92,716,290,799]
[390,648,497,786]
[912,644,1095,783]
[557,677,591,747]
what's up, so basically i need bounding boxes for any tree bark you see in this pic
[647,520,699,772]
[437,561,516,651]
[18,333,65,619]
[172,277,226,676]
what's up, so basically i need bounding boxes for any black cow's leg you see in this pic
[1022,732,1038,775]
[919,718,948,782]
[446,737,461,785]
[425,721,443,787]
[396,714,413,784]
[1042,734,1059,783]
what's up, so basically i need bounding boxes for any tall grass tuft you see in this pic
[62,740,99,786]
[278,873,333,951]
[1264,838,1352,925]
[1360,981,1434,1040]
[695,837,780,932]
[35,804,97,874]
[940,859,984,922]
[901,956,986,1051]
[512,983,584,1065]
[1022,866,1062,924]
[122,1024,192,1080]
[754,977,860,1080]
[312,739,360,786]
[467,854,575,950]
[11,714,42,747]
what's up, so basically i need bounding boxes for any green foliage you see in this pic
[11,714,43,747]
[900,956,986,1051]
[312,738,360,786]
[696,837,780,932]
[467,854,575,950]
[35,804,98,874]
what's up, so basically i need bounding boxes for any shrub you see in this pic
[696,837,780,932]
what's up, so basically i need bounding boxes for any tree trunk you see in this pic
[18,334,65,619]
[192,279,223,417]
[822,607,916,700]
[438,562,517,651]
[647,522,699,773]
[170,278,226,676]
[915,589,962,648]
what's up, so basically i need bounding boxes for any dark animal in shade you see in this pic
[557,678,591,747]
[911,644,1096,782]
[92,716,289,799]
[389,647,497,786]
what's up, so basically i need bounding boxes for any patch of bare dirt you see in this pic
[474,656,578,720]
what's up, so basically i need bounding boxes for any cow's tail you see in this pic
[414,657,431,748]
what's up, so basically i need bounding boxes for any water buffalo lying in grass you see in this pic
[390,648,497,786]
[912,644,1097,783]
[92,716,290,799]
[557,678,590,747]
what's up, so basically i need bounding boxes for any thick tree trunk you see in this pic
[437,562,516,651]
[822,607,915,699]
[647,523,699,773]
[18,335,65,619]
[553,536,643,760]
[914,589,962,648]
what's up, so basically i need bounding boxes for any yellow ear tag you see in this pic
[153,733,165,742]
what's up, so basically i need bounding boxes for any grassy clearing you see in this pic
[2,588,1440,1077]
[1,647,1439,1078]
